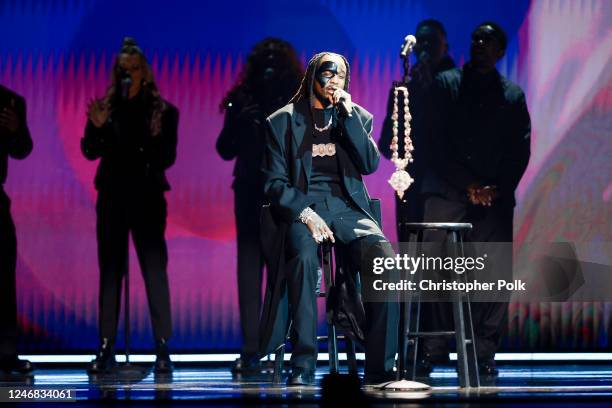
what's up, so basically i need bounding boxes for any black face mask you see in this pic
[315,61,339,88]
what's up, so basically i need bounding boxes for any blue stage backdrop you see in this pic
[0,0,610,353]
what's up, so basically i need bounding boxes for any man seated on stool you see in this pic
[260,52,398,386]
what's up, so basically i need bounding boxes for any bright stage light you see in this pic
[21,352,612,364]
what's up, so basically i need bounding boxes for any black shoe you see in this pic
[428,352,450,365]
[478,359,499,377]
[287,367,315,386]
[0,356,33,374]
[230,354,261,374]
[88,338,116,374]
[363,370,396,385]
[410,352,448,378]
[154,338,174,373]
[413,358,434,377]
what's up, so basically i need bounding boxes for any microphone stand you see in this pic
[399,48,410,87]
[396,34,414,87]
[112,269,148,379]
[375,35,430,394]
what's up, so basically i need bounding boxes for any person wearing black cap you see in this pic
[379,19,456,235]
[419,22,531,376]
[81,38,178,374]
[0,85,33,374]
[217,38,303,375]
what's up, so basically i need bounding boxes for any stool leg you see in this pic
[452,291,469,387]
[398,240,411,379]
[273,344,285,384]
[399,229,419,380]
[346,337,357,374]
[449,230,467,387]
[462,291,480,387]
[459,232,480,387]
[449,230,480,388]
[408,292,421,380]
[408,230,424,380]
[322,243,338,374]
[328,323,339,374]
[398,293,408,379]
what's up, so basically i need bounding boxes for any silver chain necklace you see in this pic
[314,114,333,132]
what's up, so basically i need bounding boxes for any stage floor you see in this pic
[2,364,612,405]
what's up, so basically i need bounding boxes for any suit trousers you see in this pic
[0,187,18,358]
[284,195,398,376]
[96,187,172,342]
[234,186,264,357]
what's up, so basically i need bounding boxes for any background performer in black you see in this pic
[217,38,302,374]
[81,38,178,374]
[420,22,531,376]
[0,85,33,374]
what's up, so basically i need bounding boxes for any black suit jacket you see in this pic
[259,98,381,354]
[81,99,178,191]
[262,98,381,223]
[0,85,33,185]
[216,99,266,192]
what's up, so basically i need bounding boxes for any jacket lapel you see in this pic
[291,100,312,187]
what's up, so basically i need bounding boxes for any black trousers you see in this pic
[0,187,18,358]
[421,194,513,360]
[284,195,398,376]
[234,186,264,357]
[96,188,172,342]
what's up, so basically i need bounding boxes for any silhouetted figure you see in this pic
[420,22,531,377]
[260,52,398,386]
[0,85,33,374]
[379,19,455,236]
[216,38,302,374]
[81,38,178,374]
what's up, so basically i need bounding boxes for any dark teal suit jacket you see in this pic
[262,98,381,224]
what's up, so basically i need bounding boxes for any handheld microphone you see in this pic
[336,96,352,118]
[119,69,132,99]
[400,34,417,58]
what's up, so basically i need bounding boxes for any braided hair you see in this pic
[289,52,350,107]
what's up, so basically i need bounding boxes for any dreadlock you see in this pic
[289,52,350,105]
